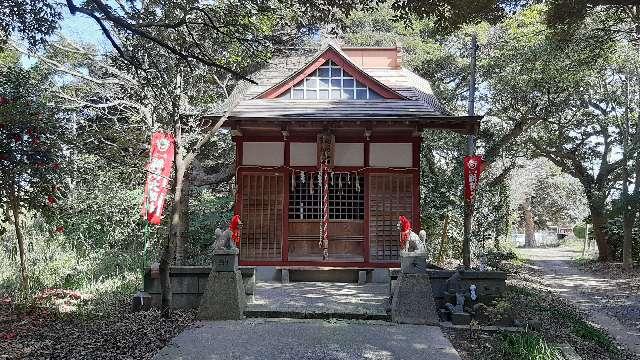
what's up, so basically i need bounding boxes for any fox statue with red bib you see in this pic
[397,216,427,255]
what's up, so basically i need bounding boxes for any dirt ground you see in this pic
[519,246,640,355]
[0,297,195,360]
[444,246,639,360]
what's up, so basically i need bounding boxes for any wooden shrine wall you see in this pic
[239,173,283,261]
[235,135,420,266]
[368,173,414,262]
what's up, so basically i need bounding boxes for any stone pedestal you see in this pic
[131,291,152,312]
[213,249,239,272]
[198,249,245,320]
[391,273,439,325]
[450,312,472,325]
[400,254,427,274]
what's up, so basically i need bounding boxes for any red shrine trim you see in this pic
[258,48,404,100]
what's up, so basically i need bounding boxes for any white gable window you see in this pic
[278,60,383,100]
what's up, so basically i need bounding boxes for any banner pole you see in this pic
[462,33,478,269]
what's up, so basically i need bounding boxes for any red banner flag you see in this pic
[464,155,484,203]
[142,132,175,225]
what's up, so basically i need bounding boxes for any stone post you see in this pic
[391,254,439,325]
[198,248,246,320]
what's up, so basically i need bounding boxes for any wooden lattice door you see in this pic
[239,173,283,261]
[368,173,414,262]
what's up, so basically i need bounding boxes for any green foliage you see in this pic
[0,0,61,48]
[183,189,234,265]
[0,209,145,300]
[0,54,69,214]
[606,217,640,263]
[571,320,619,354]
[499,332,562,360]
[484,248,520,270]
[340,3,473,109]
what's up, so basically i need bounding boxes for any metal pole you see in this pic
[463,33,477,268]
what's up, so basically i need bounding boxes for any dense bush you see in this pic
[484,248,520,270]
[183,189,234,265]
[606,217,640,263]
[0,152,160,300]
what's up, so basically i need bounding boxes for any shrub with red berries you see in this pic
[0,57,69,224]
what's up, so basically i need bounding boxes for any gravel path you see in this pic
[247,282,389,318]
[518,247,640,355]
[153,319,461,360]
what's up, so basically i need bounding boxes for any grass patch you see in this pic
[573,256,597,267]
[500,332,562,360]
[571,319,619,354]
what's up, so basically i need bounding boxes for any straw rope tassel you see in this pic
[322,164,329,260]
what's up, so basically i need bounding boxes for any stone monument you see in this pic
[443,269,472,325]
[198,217,246,320]
[391,216,439,325]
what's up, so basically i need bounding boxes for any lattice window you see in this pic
[369,173,413,262]
[329,173,364,220]
[278,60,383,100]
[288,172,321,220]
[240,173,283,261]
[288,172,364,220]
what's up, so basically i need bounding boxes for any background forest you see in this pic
[1,1,639,304]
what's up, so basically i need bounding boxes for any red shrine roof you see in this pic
[219,44,480,134]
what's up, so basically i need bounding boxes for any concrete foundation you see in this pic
[141,266,506,310]
[142,266,255,309]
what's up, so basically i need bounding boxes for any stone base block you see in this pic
[451,312,472,325]
[213,249,239,272]
[240,267,255,295]
[358,270,367,285]
[401,255,427,274]
[391,273,438,325]
[281,269,290,284]
[198,270,245,320]
[131,291,152,312]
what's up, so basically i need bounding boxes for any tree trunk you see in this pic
[462,201,472,267]
[159,154,186,318]
[159,70,185,317]
[524,197,535,247]
[622,63,634,271]
[622,211,634,269]
[589,203,611,262]
[174,168,191,265]
[8,187,28,292]
[437,213,450,265]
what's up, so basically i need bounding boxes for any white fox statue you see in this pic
[397,215,427,254]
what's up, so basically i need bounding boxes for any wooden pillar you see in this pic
[412,137,421,231]
[234,137,243,216]
[283,139,290,262]
[364,139,370,264]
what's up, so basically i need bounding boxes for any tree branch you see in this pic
[66,0,257,84]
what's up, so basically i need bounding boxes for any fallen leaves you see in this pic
[0,300,195,360]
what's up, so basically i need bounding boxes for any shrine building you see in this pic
[222,44,480,275]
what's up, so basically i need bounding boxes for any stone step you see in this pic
[244,309,391,321]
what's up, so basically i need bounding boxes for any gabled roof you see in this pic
[256,45,404,100]
[222,43,480,133]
